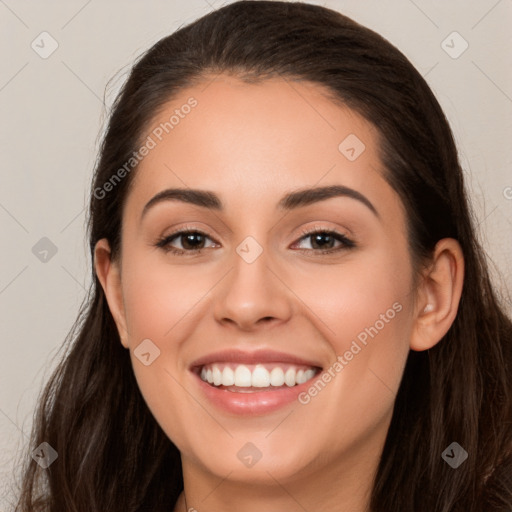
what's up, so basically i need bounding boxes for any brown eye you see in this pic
[309,232,337,250]
[177,232,207,250]
[293,228,355,254]
[156,230,217,255]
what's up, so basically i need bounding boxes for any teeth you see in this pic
[199,363,318,388]
[251,365,270,387]
[222,366,235,386]
[234,365,252,387]
[270,367,285,386]
[212,366,222,386]
[304,369,315,381]
[284,368,296,387]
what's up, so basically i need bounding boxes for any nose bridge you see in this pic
[213,235,293,329]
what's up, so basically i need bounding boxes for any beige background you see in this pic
[1,0,511,507]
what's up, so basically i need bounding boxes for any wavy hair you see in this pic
[14,1,512,510]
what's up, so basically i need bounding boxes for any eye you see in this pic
[155,225,356,256]
[292,226,355,254]
[155,228,218,255]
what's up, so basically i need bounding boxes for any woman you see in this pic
[15,1,512,511]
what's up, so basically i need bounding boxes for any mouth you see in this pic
[189,349,323,415]
[196,363,320,392]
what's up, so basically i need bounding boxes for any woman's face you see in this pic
[101,75,419,489]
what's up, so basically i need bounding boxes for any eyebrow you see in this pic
[141,184,379,220]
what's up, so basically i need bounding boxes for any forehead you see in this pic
[124,75,394,220]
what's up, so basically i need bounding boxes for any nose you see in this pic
[213,245,293,331]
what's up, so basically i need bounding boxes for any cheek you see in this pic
[291,245,412,352]
[290,245,414,408]
[286,251,413,456]
[118,254,215,444]
[121,253,213,344]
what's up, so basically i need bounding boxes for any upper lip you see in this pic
[190,349,323,370]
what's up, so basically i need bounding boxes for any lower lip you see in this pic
[192,371,318,415]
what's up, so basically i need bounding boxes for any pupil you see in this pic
[184,233,203,249]
[313,233,332,249]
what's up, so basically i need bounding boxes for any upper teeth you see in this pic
[200,363,317,388]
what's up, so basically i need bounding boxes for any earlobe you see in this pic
[94,239,129,349]
[410,238,465,351]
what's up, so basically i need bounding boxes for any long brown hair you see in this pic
[14,2,512,510]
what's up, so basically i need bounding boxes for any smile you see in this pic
[199,363,319,391]
[190,349,324,414]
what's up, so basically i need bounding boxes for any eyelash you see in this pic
[155,226,356,256]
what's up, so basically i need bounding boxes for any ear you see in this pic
[410,238,464,351]
[94,238,129,349]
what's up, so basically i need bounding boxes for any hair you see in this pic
[14,1,512,511]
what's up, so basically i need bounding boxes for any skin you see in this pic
[95,75,464,512]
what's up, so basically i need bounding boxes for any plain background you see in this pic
[0,0,511,507]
